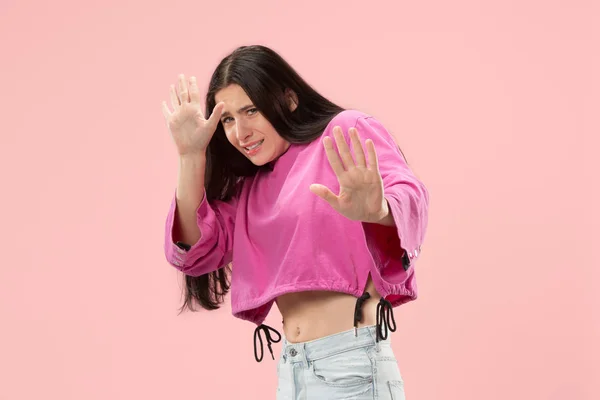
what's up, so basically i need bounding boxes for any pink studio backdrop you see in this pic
[0,0,598,399]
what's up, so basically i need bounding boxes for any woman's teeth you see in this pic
[245,140,264,151]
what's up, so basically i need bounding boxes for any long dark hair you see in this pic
[179,45,345,313]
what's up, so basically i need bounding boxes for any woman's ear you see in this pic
[285,89,299,112]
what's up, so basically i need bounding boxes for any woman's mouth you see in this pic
[244,139,264,155]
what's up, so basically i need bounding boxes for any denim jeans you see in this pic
[276,325,405,400]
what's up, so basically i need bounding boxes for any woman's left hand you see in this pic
[310,126,389,224]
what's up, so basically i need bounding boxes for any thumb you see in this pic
[206,102,225,130]
[309,184,339,208]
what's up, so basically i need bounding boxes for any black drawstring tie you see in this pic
[353,292,371,336]
[253,324,281,363]
[376,297,397,342]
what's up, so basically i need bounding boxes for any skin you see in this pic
[215,84,292,166]
[215,84,395,342]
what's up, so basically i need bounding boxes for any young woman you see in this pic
[161,45,429,399]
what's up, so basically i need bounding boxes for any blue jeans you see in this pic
[276,325,405,399]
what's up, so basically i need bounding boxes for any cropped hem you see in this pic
[371,274,417,308]
[232,274,415,326]
[233,281,367,325]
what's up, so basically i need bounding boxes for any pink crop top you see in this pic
[164,109,429,327]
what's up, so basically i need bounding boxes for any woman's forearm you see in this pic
[173,153,207,245]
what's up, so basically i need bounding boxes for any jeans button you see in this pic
[289,348,297,357]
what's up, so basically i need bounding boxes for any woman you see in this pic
[161,45,429,399]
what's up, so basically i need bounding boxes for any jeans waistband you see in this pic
[281,325,386,363]
[253,293,396,363]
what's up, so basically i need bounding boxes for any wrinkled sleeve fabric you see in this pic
[355,116,429,278]
[164,188,238,277]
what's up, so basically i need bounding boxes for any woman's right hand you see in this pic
[161,74,225,157]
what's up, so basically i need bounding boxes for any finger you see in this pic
[189,76,201,104]
[169,84,180,109]
[333,126,355,169]
[323,136,346,177]
[309,184,339,209]
[207,102,225,130]
[365,139,379,170]
[350,128,367,167]
[178,74,189,103]
[161,101,171,120]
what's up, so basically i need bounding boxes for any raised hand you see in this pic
[309,126,389,224]
[161,74,225,156]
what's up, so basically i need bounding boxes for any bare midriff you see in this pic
[275,275,382,343]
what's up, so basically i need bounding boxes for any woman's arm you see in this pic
[173,154,208,246]
[164,154,239,276]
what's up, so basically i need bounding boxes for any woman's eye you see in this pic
[248,108,258,115]
[222,117,233,123]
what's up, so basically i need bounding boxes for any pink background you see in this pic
[0,0,598,399]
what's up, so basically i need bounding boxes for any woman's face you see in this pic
[215,84,292,166]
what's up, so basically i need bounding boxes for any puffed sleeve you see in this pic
[164,188,238,276]
[354,115,429,273]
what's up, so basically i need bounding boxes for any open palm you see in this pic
[310,126,388,223]
[161,74,224,156]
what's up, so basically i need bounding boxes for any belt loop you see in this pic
[301,344,310,369]
[366,325,381,352]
